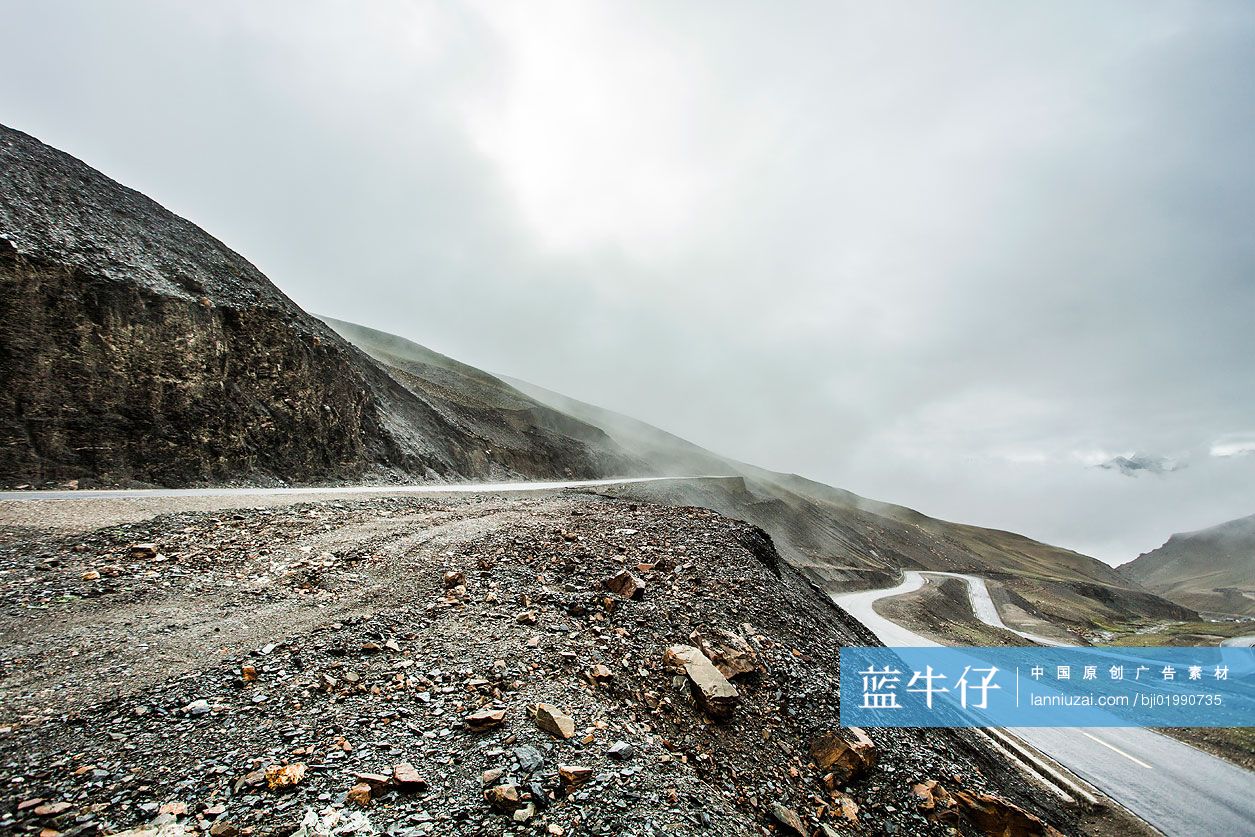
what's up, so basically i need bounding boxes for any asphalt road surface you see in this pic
[0,476,688,502]
[831,571,1255,836]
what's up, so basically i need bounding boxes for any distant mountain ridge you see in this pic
[1120,514,1255,616]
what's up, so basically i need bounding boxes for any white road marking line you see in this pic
[1081,732,1154,769]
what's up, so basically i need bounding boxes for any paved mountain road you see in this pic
[0,476,690,502]
[831,571,1255,836]
[1221,634,1255,648]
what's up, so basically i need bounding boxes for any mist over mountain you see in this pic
[1121,513,1255,616]
[328,316,1191,629]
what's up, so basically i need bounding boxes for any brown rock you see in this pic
[534,703,576,739]
[33,801,71,816]
[516,610,537,625]
[392,762,427,789]
[240,665,257,682]
[690,628,762,679]
[912,778,956,813]
[663,644,740,719]
[831,791,860,824]
[770,803,807,836]
[953,790,1064,837]
[558,764,594,788]
[602,569,645,600]
[81,570,100,581]
[443,570,466,589]
[465,707,507,730]
[811,727,877,785]
[485,783,523,813]
[263,763,306,791]
[352,772,391,790]
[347,782,372,807]
[129,543,159,559]
[588,664,614,684]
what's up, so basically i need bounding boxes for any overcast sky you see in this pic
[2,1,1252,563]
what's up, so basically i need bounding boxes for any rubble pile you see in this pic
[0,494,1073,835]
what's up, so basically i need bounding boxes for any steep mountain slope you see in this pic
[327,320,1191,630]
[1120,513,1255,615]
[0,125,632,487]
[318,317,640,480]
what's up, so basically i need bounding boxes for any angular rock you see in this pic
[347,782,371,807]
[558,764,593,788]
[485,783,524,813]
[392,762,427,790]
[831,791,860,824]
[442,570,466,589]
[953,790,1064,837]
[607,741,636,761]
[352,772,392,790]
[770,803,807,836]
[183,699,211,716]
[811,727,877,785]
[588,664,613,684]
[663,644,740,719]
[690,627,762,679]
[912,778,956,815]
[130,543,159,559]
[533,703,576,739]
[602,569,645,600]
[465,707,507,731]
[263,763,306,791]
[513,745,544,774]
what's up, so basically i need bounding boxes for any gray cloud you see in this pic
[2,0,1252,562]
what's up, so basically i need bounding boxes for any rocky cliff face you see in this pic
[0,125,629,486]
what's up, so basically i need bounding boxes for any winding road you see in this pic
[831,571,1255,836]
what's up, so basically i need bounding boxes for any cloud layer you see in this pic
[2,1,1251,562]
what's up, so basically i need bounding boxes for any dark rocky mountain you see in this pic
[1120,513,1255,616]
[0,124,633,487]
